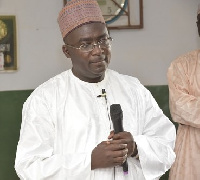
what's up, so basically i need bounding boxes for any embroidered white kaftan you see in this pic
[15,69,176,180]
[168,50,200,180]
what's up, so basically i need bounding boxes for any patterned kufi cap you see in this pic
[58,0,105,38]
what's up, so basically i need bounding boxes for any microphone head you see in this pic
[110,104,122,114]
[110,104,123,123]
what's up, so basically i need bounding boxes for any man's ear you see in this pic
[62,45,71,58]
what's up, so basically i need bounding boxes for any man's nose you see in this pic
[92,43,103,54]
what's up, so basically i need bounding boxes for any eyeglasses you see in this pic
[65,37,113,52]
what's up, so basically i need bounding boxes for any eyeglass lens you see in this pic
[80,38,112,52]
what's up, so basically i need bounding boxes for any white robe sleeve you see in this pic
[15,91,92,180]
[134,88,176,180]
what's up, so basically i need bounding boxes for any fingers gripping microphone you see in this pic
[110,104,128,175]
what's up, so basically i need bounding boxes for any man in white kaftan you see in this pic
[15,0,176,179]
[15,69,175,180]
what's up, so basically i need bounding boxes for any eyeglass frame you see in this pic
[64,37,113,52]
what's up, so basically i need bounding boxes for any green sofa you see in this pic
[0,86,177,180]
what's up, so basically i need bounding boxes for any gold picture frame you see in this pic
[0,16,17,72]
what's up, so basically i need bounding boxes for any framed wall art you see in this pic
[0,16,17,72]
[63,0,143,30]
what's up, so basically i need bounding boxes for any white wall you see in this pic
[0,0,199,91]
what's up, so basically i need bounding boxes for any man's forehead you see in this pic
[65,23,108,42]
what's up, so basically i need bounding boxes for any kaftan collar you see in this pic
[69,69,108,88]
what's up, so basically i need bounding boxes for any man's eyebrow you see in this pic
[78,33,108,42]
[79,37,93,42]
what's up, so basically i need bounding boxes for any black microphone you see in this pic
[110,104,128,175]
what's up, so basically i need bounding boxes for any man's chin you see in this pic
[93,65,107,75]
[89,68,107,81]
